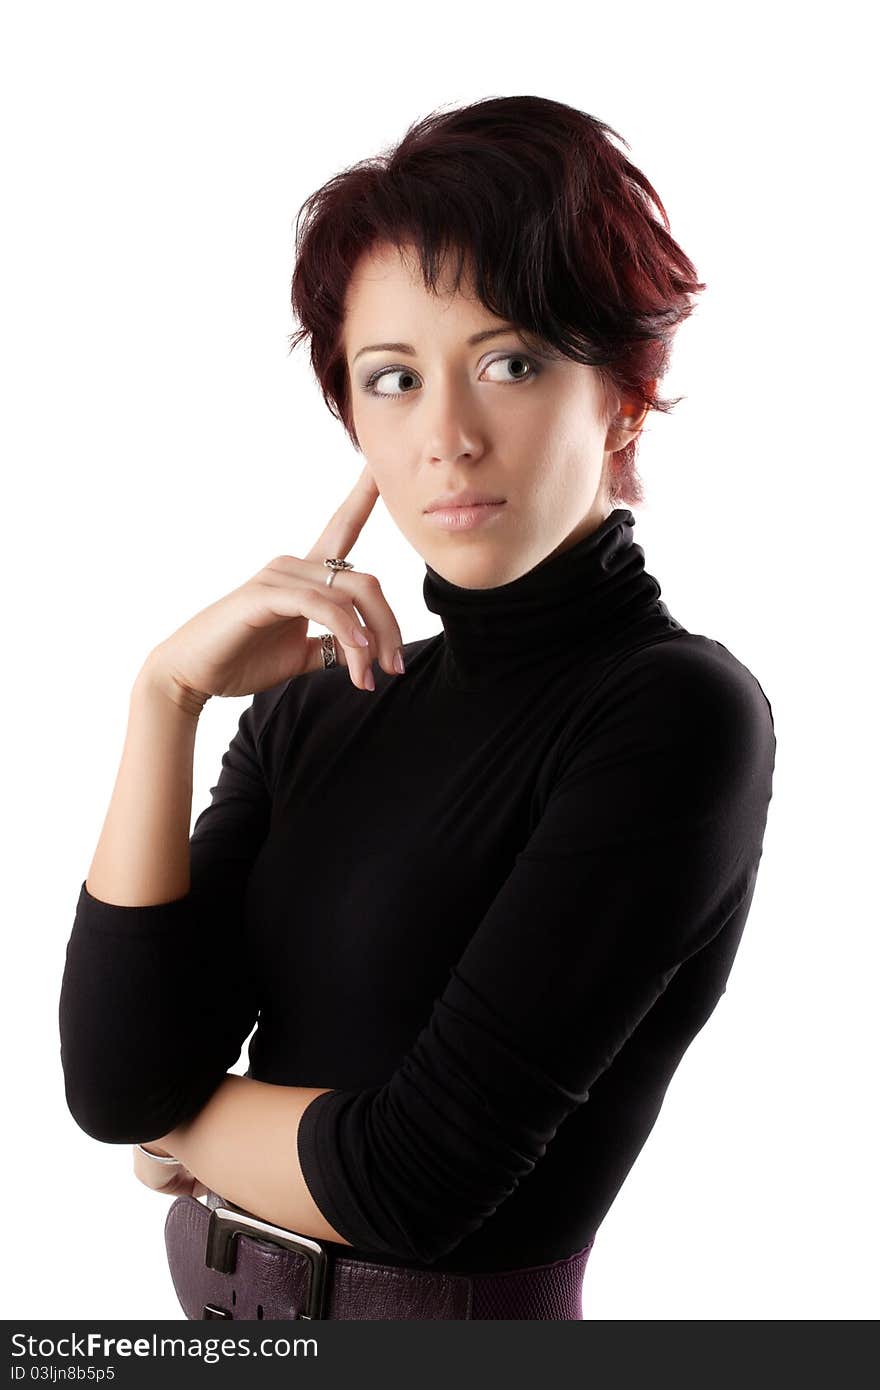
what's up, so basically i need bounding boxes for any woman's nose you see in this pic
[421,375,487,463]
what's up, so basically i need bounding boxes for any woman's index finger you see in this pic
[304,465,380,564]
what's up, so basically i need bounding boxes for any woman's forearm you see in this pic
[151,1076,353,1247]
[86,654,206,906]
[88,665,351,1247]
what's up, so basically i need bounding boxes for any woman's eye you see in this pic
[365,367,421,398]
[482,355,535,384]
[363,353,539,400]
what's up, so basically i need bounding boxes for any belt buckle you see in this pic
[203,1203,330,1320]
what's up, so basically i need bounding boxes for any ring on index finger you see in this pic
[324,557,355,588]
[322,557,356,671]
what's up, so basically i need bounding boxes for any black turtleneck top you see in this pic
[58,508,777,1274]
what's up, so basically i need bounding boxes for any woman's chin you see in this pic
[424,540,535,591]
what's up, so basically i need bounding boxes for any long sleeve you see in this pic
[58,677,292,1143]
[296,639,777,1264]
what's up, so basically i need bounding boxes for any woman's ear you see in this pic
[605,381,655,452]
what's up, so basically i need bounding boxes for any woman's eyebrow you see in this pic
[352,326,520,365]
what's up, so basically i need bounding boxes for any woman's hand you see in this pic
[132,1144,209,1198]
[141,464,406,708]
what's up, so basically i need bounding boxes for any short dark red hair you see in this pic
[288,94,705,507]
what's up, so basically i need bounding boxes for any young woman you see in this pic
[59,94,777,1320]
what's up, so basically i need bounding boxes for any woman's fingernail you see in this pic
[364,667,375,691]
[393,648,406,674]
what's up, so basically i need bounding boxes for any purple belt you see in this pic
[165,1191,595,1320]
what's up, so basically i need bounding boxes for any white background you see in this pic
[3,0,876,1322]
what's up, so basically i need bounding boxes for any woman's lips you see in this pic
[424,502,508,530]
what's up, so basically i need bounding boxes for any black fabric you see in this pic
[59,507,776,1273]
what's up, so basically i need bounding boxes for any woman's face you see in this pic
[342,240,639,589]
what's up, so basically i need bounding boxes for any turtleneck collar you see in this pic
[422,507,681,691]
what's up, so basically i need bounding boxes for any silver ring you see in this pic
[324,557,354,589]
[319,633,338,669]
[136,1143,182,1166]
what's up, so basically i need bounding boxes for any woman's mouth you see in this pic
[423,501,508,531]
